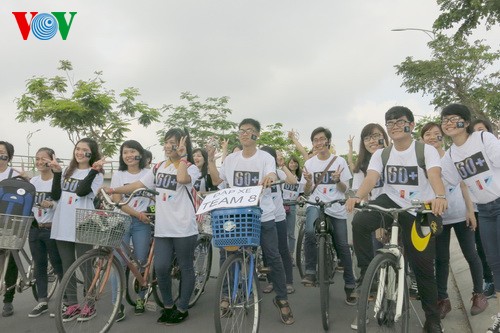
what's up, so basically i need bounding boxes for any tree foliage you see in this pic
[434,0,500,36]
[159,92,237,148]
[395,33,500,129]
[16,60,160,157]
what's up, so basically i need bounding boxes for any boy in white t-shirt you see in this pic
[208,118,295,326]
[346,106,448,333]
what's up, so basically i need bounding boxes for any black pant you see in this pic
[475,213,493,284]
[4,253,17,303]
[352,194,439,323]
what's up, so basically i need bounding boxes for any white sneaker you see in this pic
[351,313,369,330]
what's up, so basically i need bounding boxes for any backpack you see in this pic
[381,141,427,178]
[0,176,36,216]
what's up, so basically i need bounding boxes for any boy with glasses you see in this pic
[346,106,448,333]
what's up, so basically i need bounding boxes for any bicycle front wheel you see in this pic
[55,249,124,333]
[318,235,331,331]
[295,222,306,279]
[189,236,212,308]
[214,252,261,333]
[357,252,409,333]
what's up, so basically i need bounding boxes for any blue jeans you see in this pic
[111,217,152,303]
[155,235,197,311]
[275,220,293,284]
[304,206,355,288]
[285,205,297,256]
[477,197,500,292]
[28,227,63,302]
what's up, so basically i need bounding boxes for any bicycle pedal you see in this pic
[258,266,271,274]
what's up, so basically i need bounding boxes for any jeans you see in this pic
[304,206,356,288]
[275,220,293,285]
[259,221,288,300]
[435,221,483,300]
[28,227,63,302]
[477,197,500,292]
[111,217,152,303]
[155,235,197,311]
[474,213,493,284]
[285,205,297,256]
[56,240,93,305]
[352,194,439,323]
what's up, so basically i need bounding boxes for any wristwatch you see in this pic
[435,194,446,199]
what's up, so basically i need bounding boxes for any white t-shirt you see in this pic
[111,169,154,213]
[141,160,200,238]
[0,167,19,181]
[368,141,441,213]
[352,170,384,200]
[304,154,352,219]
[441,182,466,225]
[51,168,104,242]
[218,150,276,222]
[31,175,56,224]
[282,174,305,201]
[270,169,287,222]
[441,131,500,204]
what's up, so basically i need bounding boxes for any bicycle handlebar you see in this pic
[99,188,159,208]
[354,200,433,214]
[300,196,346,208]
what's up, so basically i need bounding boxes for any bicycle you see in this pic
[300,196,344,331]
[355,200,432,333]
[54,188,158,333]
[189,212,213,307]
[0,214,59,302]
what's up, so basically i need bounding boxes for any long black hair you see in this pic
[65,138,102,178]
[353,123,388,175]
[164,128,194,164]
[192,147,217,191]
[118,140,146,171]
[287,155,302,180]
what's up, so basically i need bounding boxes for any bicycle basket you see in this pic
[210,207,261,248]
[75,208,131,247]
[0,214,33,250]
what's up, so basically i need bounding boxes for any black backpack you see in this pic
[0,176,36,216]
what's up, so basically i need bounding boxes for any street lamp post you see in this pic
[391,28,435,39]
[26,129,41,170]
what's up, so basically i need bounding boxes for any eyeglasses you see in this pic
[363,133,383,142]
[441,116,463,125]
[312,137,328,144]
[385,119,410,129]
[238,128,255,135]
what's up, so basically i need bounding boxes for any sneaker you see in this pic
[286,284,295,294]
[164,309,188,325]
[157,305,177,324]
[77,304,96,322]
[437,298,451,319]
[484,282,496,299]
[116,304,125,322]
[263,283,274,294]
[422,320,444,333]
[50,304,67,318]
[135,299,145,315]
[487,314,500,333]
[28,302,48,318]
[2,302,13,317]
[336,264,344,272]
[301,274,316,286]
[345,287,357,306]
[470,292,488,316]
[62,304,80,322]
[350,313,369,330]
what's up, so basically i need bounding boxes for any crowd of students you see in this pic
[0,102,499,333]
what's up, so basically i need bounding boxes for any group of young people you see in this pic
[0,103,499,333]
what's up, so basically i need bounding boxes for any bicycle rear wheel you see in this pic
[318,236,331,330]
[357,252,409,333]
[54,249,124,333]
[295,222,306,279]
[189,236,212,308]
[214,252,261,333]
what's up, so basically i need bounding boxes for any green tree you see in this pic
[434,0,500,36]
[395,33,500,130]
[159,92,237,148]
[16,60,160,157]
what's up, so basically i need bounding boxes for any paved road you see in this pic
[1,247,469,333]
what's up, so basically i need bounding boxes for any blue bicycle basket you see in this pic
[210,207,261,248]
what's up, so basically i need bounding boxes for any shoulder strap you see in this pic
[7,168,13,179]
[152,161,164,177]
[310,156,337,195]
[481,131,484,143]
[381,144,392,172]
[414,141,427,178]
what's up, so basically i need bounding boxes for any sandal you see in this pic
[220,298,231,318]
[273,298,295,325]
[263,283,274,294]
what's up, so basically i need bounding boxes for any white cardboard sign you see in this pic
[196,186,262,215]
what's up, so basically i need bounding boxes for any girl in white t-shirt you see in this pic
[439,104,500,332]
[110,140,154,320]
[105,129,200,325]
[421,122,487,318]
[49,138,105,322]
[28,147,63,318]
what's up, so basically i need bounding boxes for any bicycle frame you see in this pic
[0,248,34,294]
[115,236,155,291]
